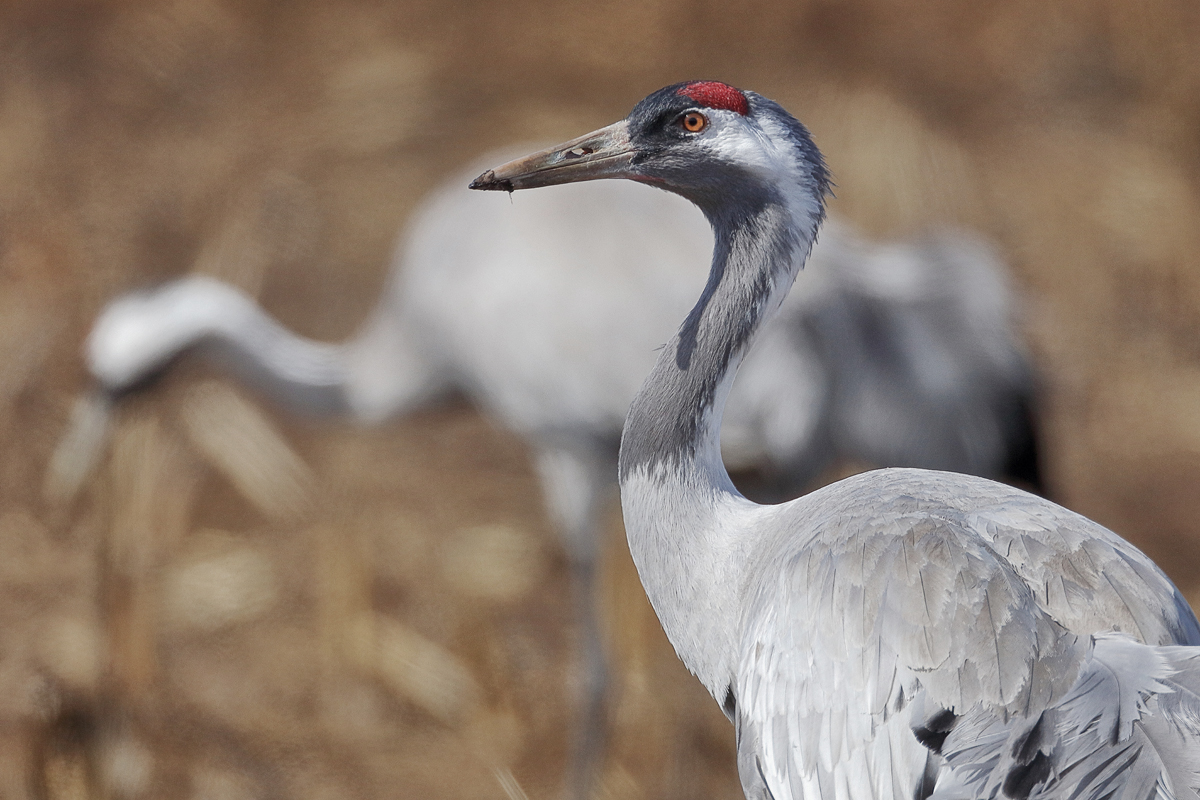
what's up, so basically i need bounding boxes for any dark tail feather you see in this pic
[1002,389,1043,495]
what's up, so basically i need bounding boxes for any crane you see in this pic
[66,153,1036,799]
[469,81,1200,799]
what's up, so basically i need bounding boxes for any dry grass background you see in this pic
[2,0,1200,798]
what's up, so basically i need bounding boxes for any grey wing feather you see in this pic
[960,494,1200,646]
[734,471,1200,800]
[846,469,1199,647]
[934,633,1200,799]
[735,508,1080,800]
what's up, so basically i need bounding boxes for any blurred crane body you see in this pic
[90,156,1037,508]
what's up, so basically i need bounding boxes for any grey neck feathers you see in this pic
[618,197,813,482]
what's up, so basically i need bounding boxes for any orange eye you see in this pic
[681,111,708,133]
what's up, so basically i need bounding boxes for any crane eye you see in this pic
[680,111,708,133]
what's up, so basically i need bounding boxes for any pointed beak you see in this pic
[469,121,636,191]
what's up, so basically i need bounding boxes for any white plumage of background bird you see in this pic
[469,80,1200,799]
[57,148,1037,799]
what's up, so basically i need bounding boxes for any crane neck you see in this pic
[93,277,354,415]
[616,193,819,699]
[618,197,816,487]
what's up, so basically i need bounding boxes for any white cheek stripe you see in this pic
[700,113,823,237]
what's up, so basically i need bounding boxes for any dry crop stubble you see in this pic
[3,0,1200,797]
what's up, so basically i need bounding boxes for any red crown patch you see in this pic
[677,82,749,116]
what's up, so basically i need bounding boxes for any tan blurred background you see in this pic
[2,0,1200,798]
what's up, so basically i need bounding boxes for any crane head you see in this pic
[469,81,830,221]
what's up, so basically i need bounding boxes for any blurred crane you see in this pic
[52,152,1039,798]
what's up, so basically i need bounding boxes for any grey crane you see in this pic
[62,153,1035,798]
[470,81,1200,799]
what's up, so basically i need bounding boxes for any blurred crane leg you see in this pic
[532,443,616,799]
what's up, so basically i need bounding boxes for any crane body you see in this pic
[471,81,1200,799]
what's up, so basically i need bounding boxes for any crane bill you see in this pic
[469,121,637,191]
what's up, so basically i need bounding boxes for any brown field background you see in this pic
[2,1,1200,798]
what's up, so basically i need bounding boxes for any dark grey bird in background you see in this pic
[57,147,1037,798]
[471,80,1200,799]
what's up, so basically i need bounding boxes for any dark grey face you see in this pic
[619,84,749,203]
[624,83,830,217]
[624,84,719,164]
